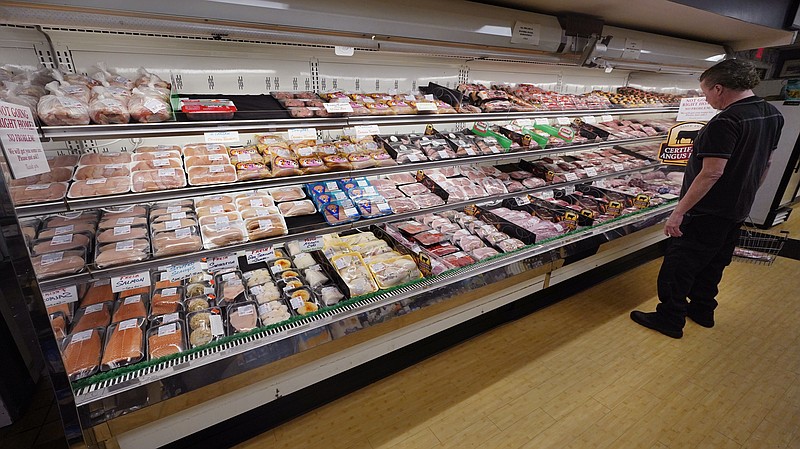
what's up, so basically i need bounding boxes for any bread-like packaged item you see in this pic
[79,152,132,166]
[112,294,149,323]
[367,255,423,289]
[101,318,145,371]
[131,168,187,192]
[131,158,183,171]
[74,164,131,180]
[32,249,86,279]
[71,301,113,333]
[61,328,103,381]
[186,308,225,347]
[187,164,237,186]
[67,177,131,199]
[277,199,316,217]
[11,183,68,205]
[226,301,260,334]
[31,232,92,256]
[269,186,306,202]
[152,226,203,257]
[244,215,288,241]
[235,162,272,181]
[95,238,150,268]
[297,155,329,175]
[147,321,186,359]
[199,218,248,249]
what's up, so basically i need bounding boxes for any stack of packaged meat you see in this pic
[149,199,204,257]
[29,210,99,279]
[131,144,186,192]
[68,152,132,198]
[183,143,238,186]
[94,206,151,268]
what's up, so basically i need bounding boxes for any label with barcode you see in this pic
[164,220,181,231]
[152,159,170,167]
[116,240,134,251]
[86,178,107,185]
[161,288,178,297]
[237,304,255,316]
[208,154,224,161]
[209,166,225,173]
[556,117,571,125]
[85,303,104,314]
[51,234,73,245]
[71,329,93,343]
[613,164,625,172]
[113,225,131,236]
[290,297,304,309]
[210,315,224,336]
[161,313,180,324]
[124,295,141,305]
[41,252,64,266]
[158,323,177,337]
[540,190,554,199]
[258,303,272,315]
[54,225,74,235]
[166,206,182,213]
[581,116,597,124]
[116,217,135,225]
[489,146,501,154]
[585,167,598,177]
[259,220,273,231]
[158,168,176,177]
[118,319,139,331]
[437,150,449,159]
[169,212,186,220]
[175,227,193,239]
[210,205,224,214]
[564,172,579,182]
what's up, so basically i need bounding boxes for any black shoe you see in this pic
[630,311,683,339]
[686,307,714,328]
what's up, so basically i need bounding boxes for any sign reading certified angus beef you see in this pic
[658,122,705,166]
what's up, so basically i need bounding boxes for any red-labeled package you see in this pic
[413,230,447,246]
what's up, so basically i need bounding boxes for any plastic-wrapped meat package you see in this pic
[509,170,533,180]
[450,229,472,245]
[441,251,476,268]
[458,166,487,181]
[244,215,288,240]
[438,223,462,235]
[503,180,525,192]
[411,193,445,208]
[496,238,526,252]
[470,247,500,261]
[10,183,67,205]
[187,165,237,185]
[413,230,447,246]
[425,243,460,257]
[95,239,150,268]
[387,198,420,214]
[462,183,488,199]
[128,89,172,123]
[422,145,456,161]
[522,177,547,189]
[37,82,90,126]
[398,183,429,197]
[395,151,428,164]
[88,94,130,125]
[530,221,563,240]
[329,253,378,296]
[368,178,396,188]
[67,178,130,198]
[480,178,508,195]
[74,164,131,180]
[396,220,430,235]
[367,256,422,289]
[183,144,229,157]
[134,67,170,89]
[458,235,485,252]
[375,187,405,199]
[278,200,316,217]
[132,169,187,192]
[428,218,452,231]
[152,227,203,257]
[434,167,461,178]
[485,232,509,245]
[386,172,417,185]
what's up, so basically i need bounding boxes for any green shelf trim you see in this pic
[71,201,675,391]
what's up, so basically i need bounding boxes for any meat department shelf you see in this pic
[35,164,661,290]
[14,135,667,218]
[36,107,678,141]
[71,201,675,413]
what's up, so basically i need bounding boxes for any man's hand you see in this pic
[664,211,684,237]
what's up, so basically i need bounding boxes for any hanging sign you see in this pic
[0,100,50,179]
[658,122,705,166]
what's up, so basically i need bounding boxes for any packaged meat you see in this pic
[485,232,510,245]
[414,230,447,246]
[80,281,114,307]
[458,235,486,252]
[182,144,228,157]
[131,169,187,192]
[74,164,131,180]
[523,177,547,189]
[50,312,68,340]
[134,145,181,154]
[89,96,130,125]
[503,180,525,193]
[234,194,275,209]
[278,200,316,217]
[99,206,147,220]
[329,253,378,296]
[186,308,225,347]
[133,67,170,89]
[66,178,130,199]
[239,206,282,220]
[186,297,211,314]
[384,173,415,185]
[375,187,405,199]
[322,153,353,171]
[31,232,92,256]
[78,153,132,166]
[302,266,330,289]
[131,158,183,171]
[32,250,86,279]
[243,268,272,287]
[470,247,500,261]
[195,194,234,209]
[152,227,203,257]
[286,287,320,316]
[322,203,360,226]
[7,167,74,186]
[398,183,429,197]
[480,178,509,195]
[149,205,192,218]
[354,197,393,219]
[151,287,184,316]
[95,239,150,268]
[42,211,99,229]
[271,155,302,177]
[118,286,150,299]
[186,165,237,186]
[71,302,112,333]
[131,150,181,162]
[147,321,186,359]
[367,256,422,289]
[200,220,248,249]
[61,328,103,381]
[101,318,145,371]
[227,301,259,333]
[235,162,272,181]
[496,238,526,252]
[411,193,445,208]
[244,215,288,240]
[180,99,237,121]
[258,300,292,326]
[441,251,476,268]
[185,153,231,168]
[37,83,90,126]
[11,183,68,205]
[112,294,148,323]
[397,220,430,235]
[196,204,237,218]
[129,90,172,123]
[250,282,282,305]
[96,225,148,244]
[269,186,306,202]
[46,154,80,168]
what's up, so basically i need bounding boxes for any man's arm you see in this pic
[759,153,773,187]
[664,157,727,237]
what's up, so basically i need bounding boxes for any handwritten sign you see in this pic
[299,236,324,252]
[246,246,275,264]
[166,262,203,282]
[208,255,239,273]
[204,131,240,144]
[42,285,79,307]
[110,271,151,293]
[0,100,49,179]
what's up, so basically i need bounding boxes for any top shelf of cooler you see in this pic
[38,107,679,141]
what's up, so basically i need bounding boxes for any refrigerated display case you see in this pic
[0,2,756,447]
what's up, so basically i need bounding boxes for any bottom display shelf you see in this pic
[72,201,675,427]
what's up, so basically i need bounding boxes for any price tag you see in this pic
[166,261,203,281]
[208,154,225,161]
[415,102,437,111]
[160,288,178,297]
[118,318,139,331]
[164,219,182,231]
[85,178,107,185]
[41,252,63,266]
[43,285,79,307]
[437,150,449,159]
[585,167,598,177]
[489,146,501,154]
[563,185,575,195]
[287,128,317,141]
[113,225,131,236]
[152,151,172,158]
[323,102,353,113]
[170,212,187,220]
[354,125,380,139]
[25,184,50,190]
[157,145,174,150]
[407,154,420,162]
[208,255,239,273]
[53,225,74,235]
[564,172,579,182]
[581,116,598,124]
[344,207,359,217]
[300,236,324,252]
[246,246,275,264]
[465,148,477,156]
[515,118,532,128]
[378,202,391,212]
[237,304,255,316]
[204,131,240,144]
[165,206,183,214]
[237,153,253,162]
[158,323,177,337]
[175,227,192,239]
[258,303,272,315]
[258,220,273,231]
[161,313,180,324]
[556,117,571,125]
[51,234,73,245]
[152,158,171,167]
[540,190,554,199]
[290,297,304,309]
[209,166,225,173]
[210,205,224,214]
[115,240,134,251]
[210,315,224,336]
[534,118,550,126]
[613,164,625,172]
[158,168,176,177]
[123,295,141,305]
[514,196,530,206]
[601,115,614,123]
[116,217,135,226]
[221,272,238,281]
[85,303,104,314]
[71,329,93,343]
[111,271,151,293]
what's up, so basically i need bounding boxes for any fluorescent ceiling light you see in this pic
[476,25,513,37]
[705,54,725,62]
[207,0,289,10]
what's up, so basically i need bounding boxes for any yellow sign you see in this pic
[658,122,704,166]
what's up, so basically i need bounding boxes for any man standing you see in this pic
[630,59,784,338]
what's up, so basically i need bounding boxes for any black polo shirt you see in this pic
[681,96,784,222]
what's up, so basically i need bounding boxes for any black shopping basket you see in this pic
[732,226,789,266]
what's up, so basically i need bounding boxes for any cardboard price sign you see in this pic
[658,122,705,166]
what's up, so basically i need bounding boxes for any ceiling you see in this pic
[474,0,797,50]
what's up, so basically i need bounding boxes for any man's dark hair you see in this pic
[699,59,760,90]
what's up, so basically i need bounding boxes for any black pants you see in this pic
[656,213,741,328]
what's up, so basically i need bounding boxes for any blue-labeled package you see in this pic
[312,190,349,211]
[321,201,360,226]
[346,185,380,200]
[337,177,371,192]
[354,196,393,219]
[305,181,341,198]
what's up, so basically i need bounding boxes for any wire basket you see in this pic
[732,227,789,266]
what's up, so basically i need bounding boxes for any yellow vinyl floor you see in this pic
[235,214,800,449]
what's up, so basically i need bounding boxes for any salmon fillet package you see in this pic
[146,321,187,360]
[80,280,115,307]
[111,294,149,323]
[71,301,112,333]
[61,328,103,381]
[101,318,145,371]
